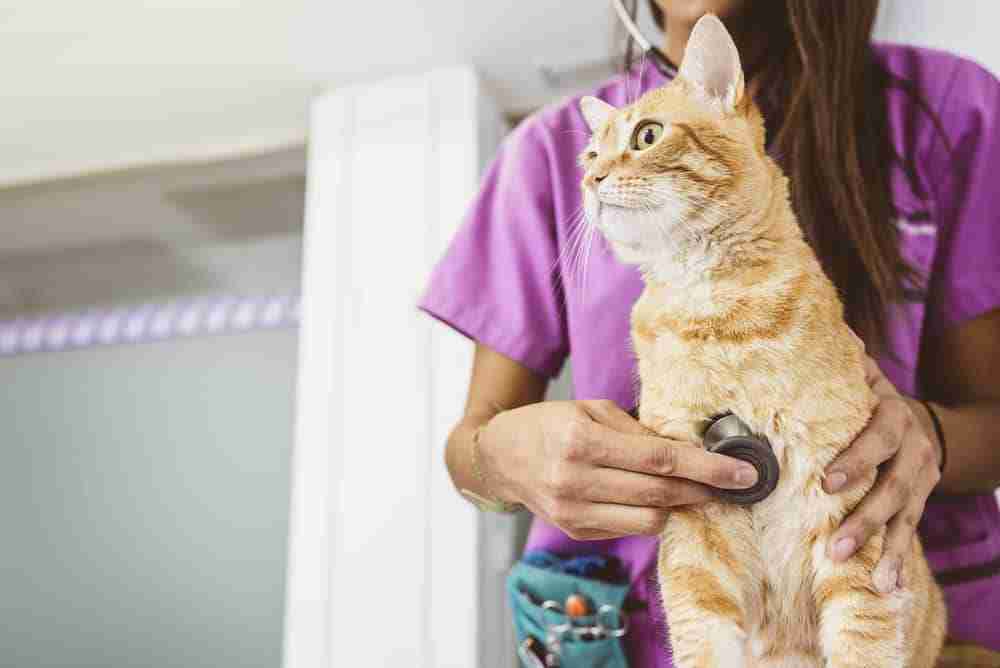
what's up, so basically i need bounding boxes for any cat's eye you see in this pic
[632,121,664,150]
[585,151,598,161]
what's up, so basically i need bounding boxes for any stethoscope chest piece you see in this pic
[703,414,780,505]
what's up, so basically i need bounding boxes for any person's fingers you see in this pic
[872,496,922,593]
[543,500,671,540]
[824,397,908,493]
[580,399,655,436]
[864,355,895,395]
[576,420,759,489]
[827,356,938,588]
[572,466,715,508]
[828,453,915,562]
[880,458,940,591]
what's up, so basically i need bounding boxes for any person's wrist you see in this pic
[908,398,945,472]
[463,416,523,512]
[920,400,947,474]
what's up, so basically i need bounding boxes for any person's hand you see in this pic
[476,400,760,540]
[823,356,942,593]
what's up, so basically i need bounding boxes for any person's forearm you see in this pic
[912,398,1000,494]
[450,344,549,504]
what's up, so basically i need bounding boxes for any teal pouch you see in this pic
[507,560,630,667]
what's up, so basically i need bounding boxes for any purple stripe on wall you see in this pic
[0,295,301,357]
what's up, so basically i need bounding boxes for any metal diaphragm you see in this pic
[703,413,780,505]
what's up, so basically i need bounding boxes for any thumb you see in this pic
[580,399,658,437]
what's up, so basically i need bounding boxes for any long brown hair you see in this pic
[634,1,926,351]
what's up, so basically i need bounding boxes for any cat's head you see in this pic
[579,14,770,267]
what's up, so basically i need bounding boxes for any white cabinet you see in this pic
[283,67,516,668]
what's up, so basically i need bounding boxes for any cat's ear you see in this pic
[580,96,616,133]
[678,14,745,114]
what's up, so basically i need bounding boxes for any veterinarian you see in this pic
[420,1,1000,663]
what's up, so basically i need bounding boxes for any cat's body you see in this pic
[578,15,946,667]
[632,174,946,667]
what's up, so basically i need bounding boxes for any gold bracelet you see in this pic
[459,423,523,514]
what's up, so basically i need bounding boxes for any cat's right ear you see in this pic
[678,14,745,114]
[580,96,616,133]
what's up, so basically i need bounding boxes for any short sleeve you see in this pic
[418,120,568,378]
[926,60,1000,334]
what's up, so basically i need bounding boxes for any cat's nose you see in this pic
[588,168,610,187]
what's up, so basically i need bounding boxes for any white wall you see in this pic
[0,132,305,668]
[0,1,315,187]
[875,1,1000,74]
[9,1,997,189]
[0,0,620,187]
[0,328,297,668]
[0,146,305,271]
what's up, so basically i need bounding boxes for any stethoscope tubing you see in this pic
[609,0,677,78]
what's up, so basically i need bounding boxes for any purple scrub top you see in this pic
[420,44,1000,662]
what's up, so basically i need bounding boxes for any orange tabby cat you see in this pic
[579,15,946,668]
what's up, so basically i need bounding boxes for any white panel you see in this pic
[426,70,485,668]
[284,67,508,668]
[334,77,428,664]
[283,91,347,668]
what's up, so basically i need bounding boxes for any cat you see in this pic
[578,14,946,668]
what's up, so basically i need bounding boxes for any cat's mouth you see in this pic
[595,198,640,213]
[596,201,630,213]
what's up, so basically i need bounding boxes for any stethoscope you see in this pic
[609,0,678,79]
[626,408,780,505]
[702,414,780,505]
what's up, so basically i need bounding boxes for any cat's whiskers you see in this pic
[559,206,590,284]
[580,218,598,304]
[565,201,611,304]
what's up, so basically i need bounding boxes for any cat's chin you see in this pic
[592,203,675,265]
[595,203,648,242]
[594,205,721,283]
[606,242,650,267]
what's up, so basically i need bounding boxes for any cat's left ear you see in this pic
[580,96,617,133]
[678,14,746,114]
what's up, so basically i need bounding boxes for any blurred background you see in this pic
[1,2,997,668]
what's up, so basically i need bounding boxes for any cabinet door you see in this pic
[283,66,517,668]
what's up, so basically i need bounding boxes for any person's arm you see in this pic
[444,343,548,502]
[920,308,1000,492]
[446,343,761,540]
[820,309,1000,592]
